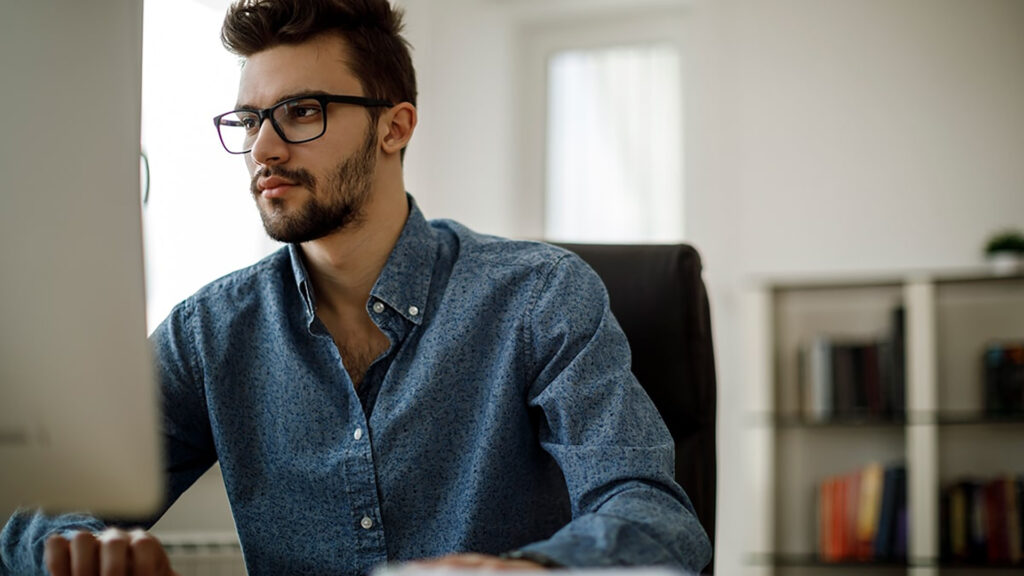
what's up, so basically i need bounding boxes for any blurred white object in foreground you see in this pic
[372,566,694,576]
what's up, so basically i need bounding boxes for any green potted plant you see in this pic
[984,229,1024,274]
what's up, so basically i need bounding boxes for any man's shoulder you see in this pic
[151,247,293,344]
[430,218,574,272]
[180,246,292,310]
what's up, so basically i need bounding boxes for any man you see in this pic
[1,0,711,574]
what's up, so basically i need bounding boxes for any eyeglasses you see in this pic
[213,93,393,154]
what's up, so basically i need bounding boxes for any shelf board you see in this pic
[750,267,1024,290]
[749,412,1024,428]
[935,412,1024,426]
[748,553,1024,570]
[746,552,908,568]
[937,560,1024,570]
[749,413,906,428]
[780,415,906,428]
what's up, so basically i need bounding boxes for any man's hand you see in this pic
[407,553,546,571]
[44,528,179,576]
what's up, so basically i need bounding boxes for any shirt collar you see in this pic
[288,243,317,321]
[287,194,437,327]
[369,194,436,326]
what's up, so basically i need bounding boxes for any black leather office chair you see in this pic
[554,243,717,573]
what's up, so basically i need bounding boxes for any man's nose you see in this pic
[249,118,289,166]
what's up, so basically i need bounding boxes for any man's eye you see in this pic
[240,116,260,130]
[283,103,322,121]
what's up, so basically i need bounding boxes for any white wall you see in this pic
[400,0,519,236]
[692,0,1024,276]
[397,1,1024,574]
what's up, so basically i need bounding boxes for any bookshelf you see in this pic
[745,269,1024,576]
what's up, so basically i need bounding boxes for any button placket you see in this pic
[341,403,384,562]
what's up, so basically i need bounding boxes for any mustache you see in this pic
[251,166,317,195]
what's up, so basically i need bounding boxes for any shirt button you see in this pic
[408,305,419,317]
[360,516,374,530]
[353,427,363,441]
[372,301,385,314]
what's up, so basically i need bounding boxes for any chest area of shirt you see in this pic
[317,310,392,389]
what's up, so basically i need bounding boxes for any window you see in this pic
[546,44,683,243]
[142,0,277,331]
[518,9,688,244]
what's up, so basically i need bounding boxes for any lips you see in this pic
[257,175,297,198]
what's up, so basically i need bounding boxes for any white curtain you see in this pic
[546,44,684,243]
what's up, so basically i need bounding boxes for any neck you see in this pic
[300,185,409,316]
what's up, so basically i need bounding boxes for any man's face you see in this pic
[237,35,379,243]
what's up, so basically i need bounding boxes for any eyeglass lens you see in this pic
[217,97,326,153]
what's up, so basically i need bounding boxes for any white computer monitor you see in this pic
[0,0,163,518]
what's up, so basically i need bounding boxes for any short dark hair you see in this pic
[221,0,417,111]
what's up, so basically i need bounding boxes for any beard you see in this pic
[250,125,377,244]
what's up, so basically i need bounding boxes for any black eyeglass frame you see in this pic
[213,93,394,154]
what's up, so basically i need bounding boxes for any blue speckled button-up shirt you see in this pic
[1,196,710,576]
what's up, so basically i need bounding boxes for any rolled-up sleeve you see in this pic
[1,511,105,576]
[518,253,712,572]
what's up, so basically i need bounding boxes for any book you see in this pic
[862,344,883,415]
[856,462,884,559]
[877,340,895,416]
[832,345,855,418]
[834,474,848,560]
[1006,476,1022,564]
[950,482,968,560]
[970,481,987,562]
[845,470,860,559]
[985,478,1009,563]
[894,507,908,559]
[890,306,906,414]
[1018,479,1024,564]
[819,478,836,561]
[828,341,882,419]
[874,465,905,559]
[804,336,833,422]
[940,488,951,561]
[984,342,1024,415]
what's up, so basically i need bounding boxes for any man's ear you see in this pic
[380,102,417,156]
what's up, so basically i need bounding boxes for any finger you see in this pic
[491,559,546,571]
[70,531,100,576]
[412,553,497,567]
[416,553,546,571]
[98,528,131,576]
[44,534,72,576]
[128,529,174,576]
[409,553,470,567]
[458,554,542,570]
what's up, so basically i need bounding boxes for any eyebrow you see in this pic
[234,89,336,111]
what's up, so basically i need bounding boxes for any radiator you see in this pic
[159,532,247,576]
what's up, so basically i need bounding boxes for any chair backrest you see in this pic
[554,243,717,569]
